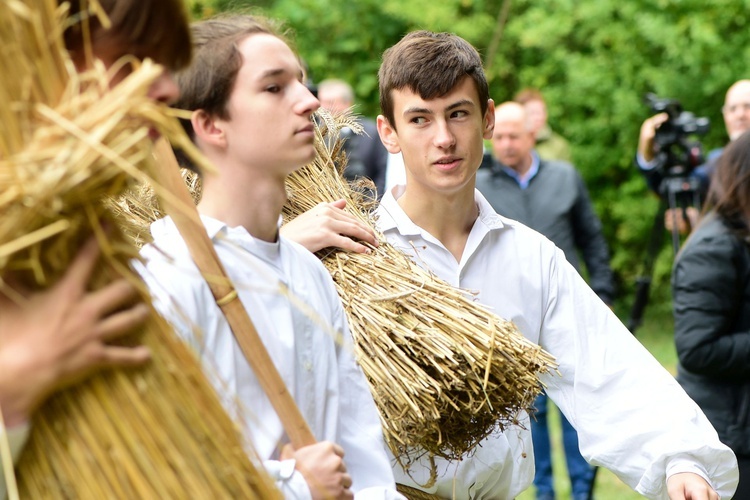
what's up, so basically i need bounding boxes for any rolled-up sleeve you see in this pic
[540,248,738,499]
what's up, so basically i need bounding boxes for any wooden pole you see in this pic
[151,138,316,449]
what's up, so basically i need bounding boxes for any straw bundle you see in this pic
[1,1,279,497]
[282,110,557,464]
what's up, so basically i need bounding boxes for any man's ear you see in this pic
[483,99,496,140]
[191,109,226,148]
[377,115,401,154]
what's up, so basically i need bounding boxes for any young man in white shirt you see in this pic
[371,30,738,500]
[139,15,399,500]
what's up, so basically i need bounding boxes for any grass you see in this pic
[517,300,678,500]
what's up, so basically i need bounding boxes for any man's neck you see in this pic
[397,182,478,263]
[510,153,534,177]
[196,156,287,243]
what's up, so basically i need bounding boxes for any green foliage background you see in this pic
[187,0,750,312]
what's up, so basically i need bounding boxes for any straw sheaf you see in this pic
[282,109,557,464]
[1,1,278,497]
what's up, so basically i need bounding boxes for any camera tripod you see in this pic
[626,174,702,335]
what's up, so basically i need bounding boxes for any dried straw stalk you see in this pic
[282,110,557,463]
[1,1,279,497]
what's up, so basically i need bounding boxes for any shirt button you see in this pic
[304,362,313,371]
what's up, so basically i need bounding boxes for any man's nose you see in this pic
[434,121,456,148]
[148,72,180,105]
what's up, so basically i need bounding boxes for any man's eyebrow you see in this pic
[259,68,286,79]
[446,99,475,111]
[403,106,433,115]
[259,67,306,84]
[403,99,476,116]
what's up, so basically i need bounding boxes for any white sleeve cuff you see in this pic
[264,459,312,500]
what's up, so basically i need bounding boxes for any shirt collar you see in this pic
[376,185,507,234]
[150,213,283,247]
[376,185,420,235]
[499,151,540,189]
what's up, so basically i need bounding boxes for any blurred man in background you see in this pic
[318,78,389,198]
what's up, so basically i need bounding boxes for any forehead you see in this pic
[524,100,546,113]
[726,83,750,104]
[391,77,481,115]
[493,117,527,135]
[236,33,301,79]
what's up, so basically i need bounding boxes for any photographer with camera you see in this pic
[628,94,710,333]
[637,80,750,234]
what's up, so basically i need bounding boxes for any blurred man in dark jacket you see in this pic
[318,79,389,198]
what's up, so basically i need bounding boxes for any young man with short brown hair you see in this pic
[374,30,738,500]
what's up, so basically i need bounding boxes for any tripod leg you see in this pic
[627,200,667,334]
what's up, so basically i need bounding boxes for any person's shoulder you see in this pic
[537,159,582,189]
[540,157,576,173]
[680,214,741,257]
[481,202,557,247]
[280,237,332,275]
[140,218,190,264]
[549,129,571,146]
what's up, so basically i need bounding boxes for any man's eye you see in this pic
[411,116,427,124]
[266,84,281,93]
[452,110,468,118]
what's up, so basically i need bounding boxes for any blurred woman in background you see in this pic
[672,129,750,498]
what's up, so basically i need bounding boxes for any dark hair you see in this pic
[706,129,750,235]
[378,30,489,130]
[62,0,192,71]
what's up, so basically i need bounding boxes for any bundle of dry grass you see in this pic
[282,110,557,464]
[1,1,279,497]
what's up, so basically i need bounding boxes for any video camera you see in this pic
[644,93,710,177]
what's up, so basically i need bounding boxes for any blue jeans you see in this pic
[531,392,594,500]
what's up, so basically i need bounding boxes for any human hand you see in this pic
[0,236,150,428]
[666,472,719,500]
[664,207,700,235]
[280,199,379,254]
[281,441,353,500]
[639,112,670,162]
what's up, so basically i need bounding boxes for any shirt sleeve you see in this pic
[539,246,738,500]
[1,422,30,499]
[263,459,313,500]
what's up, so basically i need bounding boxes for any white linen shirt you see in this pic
[139,215,399,500]
[376,186,738,500]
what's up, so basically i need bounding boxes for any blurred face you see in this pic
[318,89,351,114]
[723,81,750,141]
[87,33,180,105]
[523,99,547,134]
[216,33,320,176]
[492,109,535,172]
[377,77,494,197]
